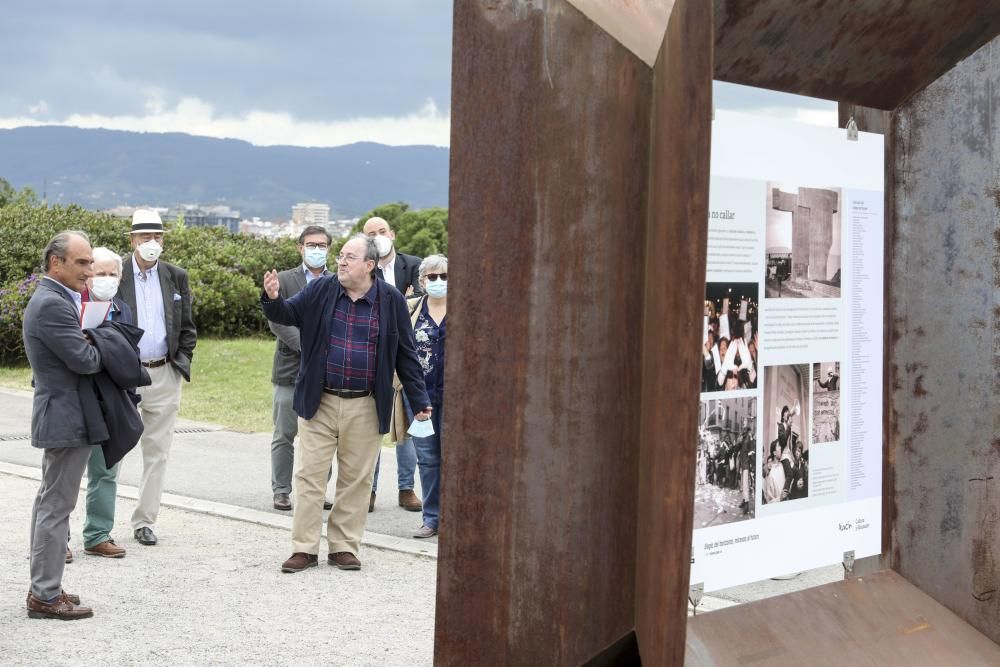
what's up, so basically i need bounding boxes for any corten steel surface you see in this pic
[714,0,1000,110]
[889,35,1000,643]
[635,0,712,664]
[438,1,652,663]
[685,569,1000,665]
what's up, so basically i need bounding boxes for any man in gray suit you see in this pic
[269,225,332,511]
[117,209,197,546]
[24,230,99,620]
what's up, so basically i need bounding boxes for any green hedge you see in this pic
[0,201,299,363]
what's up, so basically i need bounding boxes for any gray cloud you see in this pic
[0,1,453,121]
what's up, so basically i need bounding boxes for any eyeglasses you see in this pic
[303,242,329,250]
[425,273,447,281]
[335,253,364,263]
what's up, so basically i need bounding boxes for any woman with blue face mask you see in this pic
[399,254,447,538]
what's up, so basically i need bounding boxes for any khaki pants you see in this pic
[131,363,182,530]
[292,393,381,556]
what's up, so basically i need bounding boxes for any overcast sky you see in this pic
[0,2,835,147]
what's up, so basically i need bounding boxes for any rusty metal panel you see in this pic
[685,570,1000,665]
[890,35,1000,643]
[437,1,653,663]
[635,0,713,664]
[715,0,1000,110]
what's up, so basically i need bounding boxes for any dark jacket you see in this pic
[118,255,197,381]
[268,266,309,385]
[261,276,430,433]
[376,252,424,297]
[79,320,151,467]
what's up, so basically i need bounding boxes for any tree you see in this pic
[0,178,15,208]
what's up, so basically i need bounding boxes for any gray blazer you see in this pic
[269,266,310,385]
[22,278,102,448]
[118,255,197,381]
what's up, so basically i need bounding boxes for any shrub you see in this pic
[0,274,40,364]
[0,200,299,361]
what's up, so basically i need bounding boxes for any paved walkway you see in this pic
[0,474,436,666]
[0,387,841,663]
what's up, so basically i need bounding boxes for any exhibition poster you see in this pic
[691,112,884,592]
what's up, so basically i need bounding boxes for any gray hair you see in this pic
[346,233,379,277]
[419,254,448,279]
[92,246,123,275]
[42,230,90,272]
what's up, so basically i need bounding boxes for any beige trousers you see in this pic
[292,393,381,556]
[130,363,182,530]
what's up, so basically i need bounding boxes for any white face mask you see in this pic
[137,239,162,263]
[373,235,393,258]
[90,276,120,301]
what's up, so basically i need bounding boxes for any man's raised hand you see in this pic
[263,270,280,300]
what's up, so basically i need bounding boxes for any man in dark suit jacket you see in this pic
[363,215,423,512]
[268,225,332,511]
[24,231,100,620]
[117,209,197,546]
[262,234,431,573]
[364,216,423,297]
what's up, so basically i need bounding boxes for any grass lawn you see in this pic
[0,338,277,433]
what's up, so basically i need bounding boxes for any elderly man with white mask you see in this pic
[72,247,134,559]
[118,209,197,546]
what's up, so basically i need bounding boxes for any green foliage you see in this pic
[352,202,448,258]
[0,189,299,361]
[0,190,446,363]
[0,274,39,364]
[164,225,299,337]
[0,178,15,208]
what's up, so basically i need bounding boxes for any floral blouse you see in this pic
[413,298,446,405]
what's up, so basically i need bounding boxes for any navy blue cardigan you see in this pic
[261,276,430,433]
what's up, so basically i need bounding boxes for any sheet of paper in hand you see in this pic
[81,301,112,329]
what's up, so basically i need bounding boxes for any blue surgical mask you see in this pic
[425,279,447,298]
[304,248,328,269]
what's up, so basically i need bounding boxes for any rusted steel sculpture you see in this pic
[441,1,1000,664]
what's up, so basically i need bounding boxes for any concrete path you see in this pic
[0,474,436,666]
[0,386,842,663]
[0,388,436,547]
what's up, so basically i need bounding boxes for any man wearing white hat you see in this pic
[117,209,197,546]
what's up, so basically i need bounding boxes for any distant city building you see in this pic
[171,204,241,234]
[103,205,170,220]
[291,202,330,227]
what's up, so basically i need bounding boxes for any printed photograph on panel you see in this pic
[812,361,841,443]
[702,282,759,393]
[695,397,758,527]
[762,364,810,505]
[765,182,842,299]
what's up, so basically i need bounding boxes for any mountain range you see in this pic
[0,126,449,218]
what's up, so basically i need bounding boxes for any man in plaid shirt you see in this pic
[262,234,431,572]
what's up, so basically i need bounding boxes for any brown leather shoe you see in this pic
[398,489,422,512]
[26,590,80,605]
[26,593,93,620]
[280,552,318,573]
[84,539,126,558]
[65,545,73,564]
[273,493,292,511]
[368,492,376,513]
[328,551,361,570]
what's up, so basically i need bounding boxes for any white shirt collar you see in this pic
[132,253,158,278]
